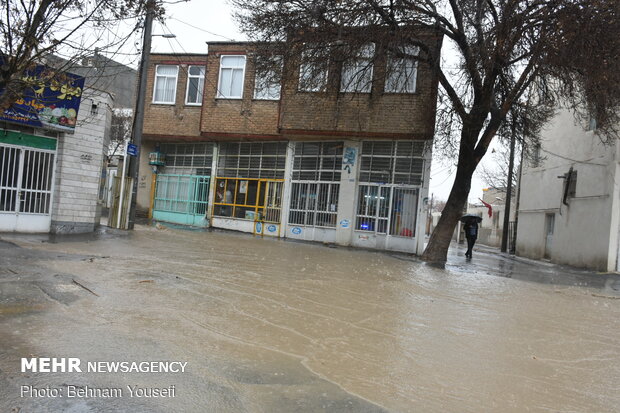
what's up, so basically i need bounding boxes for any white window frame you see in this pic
[185,65,205,106]
[152,65,179,104]
[384,45,419,94]
[340,43,375,93]
[253,56,283,100]
[217,55,246,99]
[298,45,329,92]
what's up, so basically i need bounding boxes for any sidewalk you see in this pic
[441,241,620,295]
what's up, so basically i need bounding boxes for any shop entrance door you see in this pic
[0,144,56,232]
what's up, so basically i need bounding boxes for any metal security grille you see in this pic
[212,177,284,223]
[154,174,210,216]
[159,143,214,175]
[289,142,342,228]
[289,183,340,227]
[356,185,418,238]
[359,140,425,185]
[217,142,287,179]
[292,142,343,181]
[0,146,19,212]
[0,145,54,214]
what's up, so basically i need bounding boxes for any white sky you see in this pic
[147,0,494,203]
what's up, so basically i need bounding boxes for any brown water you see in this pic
[1,225,619,412]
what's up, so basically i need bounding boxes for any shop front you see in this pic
[0,132,57,233]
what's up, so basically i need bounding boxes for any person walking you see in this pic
[463,220,479,258]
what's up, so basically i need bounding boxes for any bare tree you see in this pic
[108,108,133,159]
[0,0,171,112]
[477,143,519,193]
[233,0,620,262]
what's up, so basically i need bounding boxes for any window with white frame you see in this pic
[385,45,419,93]
[254,56,282,100]
[185,65,205,105]
[289,142,343,228]
[359,140,425,185]
[217,55,246,99]
[340,43,375,93]
[153,65,179,104]
[299,45,329,92]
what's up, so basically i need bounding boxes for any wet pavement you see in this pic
[1,225,619,412]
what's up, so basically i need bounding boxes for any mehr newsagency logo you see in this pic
[19,357,186,398]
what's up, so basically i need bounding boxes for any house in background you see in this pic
[137,30,443,254]
[516,109,620,272]
[467,187,517,248]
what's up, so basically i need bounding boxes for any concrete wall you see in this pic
[51,89,113,233]
[516,109,619,271]
[136,141,156,213]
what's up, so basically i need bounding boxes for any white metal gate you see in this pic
[0,144,56,232]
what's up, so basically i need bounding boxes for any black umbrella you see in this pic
[460,214,483,224]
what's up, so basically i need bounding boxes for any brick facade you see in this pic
[142,34,440,143]
[143,54,207,140]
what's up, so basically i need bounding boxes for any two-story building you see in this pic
[137,33,442,254]
[516,109,620,272]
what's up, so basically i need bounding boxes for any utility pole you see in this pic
[127,0,154,230]
[501,122,517,252]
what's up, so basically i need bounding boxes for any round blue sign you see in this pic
[267,224,277,233]
[340,219,350,228]
[291,227,302,235]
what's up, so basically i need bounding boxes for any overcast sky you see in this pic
[147,0,493,203]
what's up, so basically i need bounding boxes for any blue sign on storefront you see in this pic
[0,58,85,133]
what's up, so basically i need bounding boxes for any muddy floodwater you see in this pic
[1,225,619,412]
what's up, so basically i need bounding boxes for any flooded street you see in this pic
[1,225,619,412]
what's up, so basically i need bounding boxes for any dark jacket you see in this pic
[464,222,479,238]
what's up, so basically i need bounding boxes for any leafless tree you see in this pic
[0,0,172,112]
[233,0,620,262]
[108,108,133,159]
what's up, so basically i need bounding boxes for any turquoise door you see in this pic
[152,174,210,227]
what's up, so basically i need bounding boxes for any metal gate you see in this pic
[354,184,420,252]
[152,174,210,227]
[0,144,56,232]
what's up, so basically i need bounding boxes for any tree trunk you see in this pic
[421,160,475,262]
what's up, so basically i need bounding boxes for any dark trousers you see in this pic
[466,236,476,256]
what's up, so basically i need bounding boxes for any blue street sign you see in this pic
[127,143,138,156]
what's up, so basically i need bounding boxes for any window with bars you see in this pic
[212,177,283,222]
[217,142,287,179]
[159,143,214,175]
[359,140,425,185]
[288,142,343,228]
[356,185,418,238]
[292,142,343,181]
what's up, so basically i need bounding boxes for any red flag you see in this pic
[479,198,493,218]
